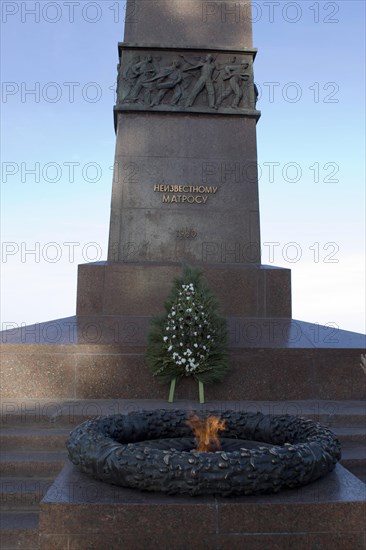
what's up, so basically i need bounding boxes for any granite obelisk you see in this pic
[77,0,292,319]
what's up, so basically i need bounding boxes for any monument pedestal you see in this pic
[76,261,291,318]
[39,462,366,550]
[1,316,365,401]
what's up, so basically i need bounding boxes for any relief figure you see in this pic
[182,54,217,109]
[215,59,250,109]
[124,55,157,104]
[118,55,140,103]
[144,59,183,106]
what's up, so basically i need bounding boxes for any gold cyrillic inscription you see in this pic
[154,184,218,204]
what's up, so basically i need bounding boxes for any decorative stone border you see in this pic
[66,409,341,496]
[115,47,260,118]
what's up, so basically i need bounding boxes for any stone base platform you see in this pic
[76,262,292,318]
[39,462,365,550]
[1,316,365,401]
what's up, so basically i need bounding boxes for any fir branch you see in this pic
[146,266,229,385]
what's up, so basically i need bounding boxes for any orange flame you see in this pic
[187,414,227,452]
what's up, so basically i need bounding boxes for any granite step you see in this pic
[318,412,366,429]
[0,511,39,549]
[0,452,67,478]
[2,423,364,447]
[0,477,55,511]
[339,441,366,483]
[328,428,366,483]
[0,427,71,451]
[340,441,366,467]
[345,463,366,484]
[0,448,66,548]
[2,411,364,428]
[1,399,365,427]
[332,426,366,443]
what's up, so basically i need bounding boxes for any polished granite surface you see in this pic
[1,315,365,349]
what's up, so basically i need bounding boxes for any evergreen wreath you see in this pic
[146,266,229,385]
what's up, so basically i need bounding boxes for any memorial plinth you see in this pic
[77,262,291,318]
[1,317,365,401]
[39,462,366,549]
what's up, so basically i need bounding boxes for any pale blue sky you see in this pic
[1,1,365,333]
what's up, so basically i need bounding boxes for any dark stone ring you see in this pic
[66,409,341,496]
